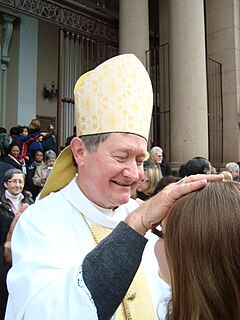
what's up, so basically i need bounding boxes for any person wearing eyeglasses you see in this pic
[225,162,240,182]
[144,146,172,177]
[0,169,33,320]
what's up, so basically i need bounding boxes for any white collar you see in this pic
[5,190,23,203]
[59,176,139,229]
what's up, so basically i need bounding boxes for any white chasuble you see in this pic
[6,177,170,320]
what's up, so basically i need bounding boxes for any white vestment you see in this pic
[5,177,171,320]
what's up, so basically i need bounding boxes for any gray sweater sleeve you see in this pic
[82,221,148,320]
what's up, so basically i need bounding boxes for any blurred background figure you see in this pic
[65,125,76,147]
[0,127,11,161]
[2,142,27,174]
[14,125,44,162]
[44,124,57,154]
[32,150,56,192]
[25,149,44,201]
[184,156,211,176]
[135,166,162,201]
[0,161,14,190]
[225,162,240,182]
[9,127,19,142]
[144,146,172,176]
[221,170,233,181]
[152,175,180,196]
[0,169,33,319]
[28,119,41,134]
[178,163,187,178]
[25,134,47,164]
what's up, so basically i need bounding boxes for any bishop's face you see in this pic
[73,133,147,209]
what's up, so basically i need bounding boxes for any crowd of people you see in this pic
[0,54,239,320]
[0,121,59,318]
[0,121,58,196]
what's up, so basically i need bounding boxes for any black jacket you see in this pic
[0,162,14,190]
[0,190,33,320]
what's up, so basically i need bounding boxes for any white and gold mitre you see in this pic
[74,53,153,140]
[40,54,153,199]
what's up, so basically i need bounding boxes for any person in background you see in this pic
[32,150,56,191]
[220,170,233,181]
[178,163,186,178]
[225,162,240,182]
[0,162,14,190]
[28,119,41,134]
[15,126,28,139]
[65,125,76,147]
[135,166,162,201]
[44,124,57,154]
[152,175,180,196]
[25,149,44,201]
[2,142,27,174]
[25,134,47,164]
[0,169,33,320]
[183,156,211,176]
[14,126,44,162]
[144,146,172,176]
[9,127,18,142]
[0,128,11,161]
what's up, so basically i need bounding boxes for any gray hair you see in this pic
[72,133,110,168]
[226,162,239,171]
[80,133,110,152]
[150,146,163,157]
[44,150,57,161]
[3,168,25,183]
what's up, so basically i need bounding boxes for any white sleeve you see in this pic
[6,201,98,320]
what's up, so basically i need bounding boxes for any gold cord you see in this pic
[80,212,99,244]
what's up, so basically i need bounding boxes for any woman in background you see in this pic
[25,149,44,201]
[32,150,56,192]
[135,166,162,201]
[0,169,33,319]
[2,142,26,174]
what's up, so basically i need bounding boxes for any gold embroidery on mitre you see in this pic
[74,54,153,140]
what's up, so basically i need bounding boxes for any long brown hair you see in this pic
[165,181,240,320]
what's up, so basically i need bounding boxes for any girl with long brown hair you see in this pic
[155,180,240,320]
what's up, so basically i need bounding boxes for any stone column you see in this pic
[169,0,209,167]
[17,15,38,125]
[0,14,15,127]
[119,0,149,67]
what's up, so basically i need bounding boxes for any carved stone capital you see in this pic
[1,13,16,71]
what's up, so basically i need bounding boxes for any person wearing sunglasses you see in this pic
[0,169,33,320]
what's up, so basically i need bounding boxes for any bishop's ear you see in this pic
[70,137,86,167]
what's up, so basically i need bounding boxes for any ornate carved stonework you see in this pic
[1,13,16,71]
[0,0,118,44]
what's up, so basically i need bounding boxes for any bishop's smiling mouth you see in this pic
[113,181,132,186]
